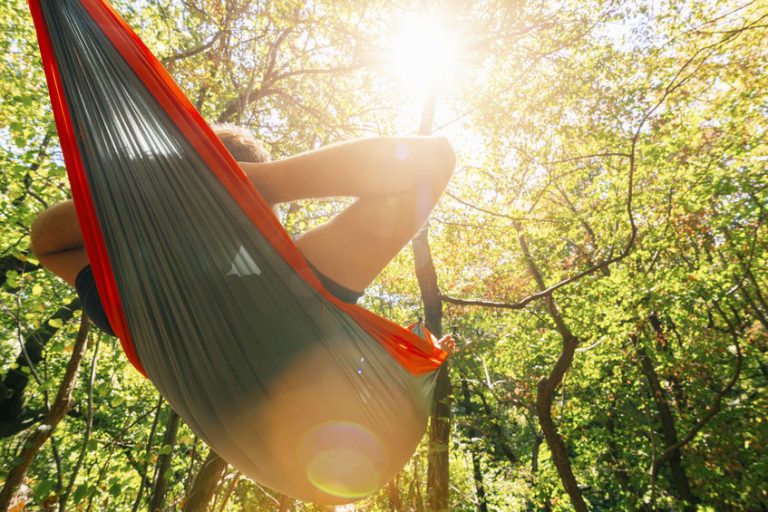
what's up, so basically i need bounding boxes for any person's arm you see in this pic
[30,200,89,286]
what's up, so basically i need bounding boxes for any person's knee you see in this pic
[414,136,454,191]
[431,136,455,184]
[30,200,79,256]
[30,209,52,256]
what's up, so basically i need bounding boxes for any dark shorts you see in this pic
[75,264,364,336]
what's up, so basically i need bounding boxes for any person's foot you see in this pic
[437,335,456,354]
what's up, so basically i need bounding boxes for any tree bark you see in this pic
[387,479,403,512]
[515,224,588,512]
[183,450,228,512]
[636,341,697,510]
[131,398,164,512]
[413,225,451,512]
[460,378,488,512]
[149,410,180,512]
[0,315,89,512]
[412,89,451,512]
[473,383,518,466]
[0,299,81,438]
[535,333,586,512]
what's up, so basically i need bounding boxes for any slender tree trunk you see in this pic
[515,224,588,512]
[413,225,451,512]
[183,450,228,511]
[387,479,403,512]
[132,398,164,512]
[531,431,542,476]
[0,315,90,512]
[413,89,451,511]
[535,334,586,512]
[214,473,240,512]
[474,383,518,466]
[0,299,81,438]
[460,379,488,512]
[636,342,697,510]
[149,410,180,512]
[60,334,101,512]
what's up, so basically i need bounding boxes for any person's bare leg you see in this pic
[282,138,455,292]
[295,185,451,293]
[30,200,90,286]
[241,137,453,204]
[33,136,454,292]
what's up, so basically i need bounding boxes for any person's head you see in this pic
[212,124,271,163]
[212,124,279,215]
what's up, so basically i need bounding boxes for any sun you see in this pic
[388,15,462,96]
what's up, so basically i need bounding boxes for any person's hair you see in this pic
[211,124,271,163]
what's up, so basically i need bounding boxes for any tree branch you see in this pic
[0,315,90,511]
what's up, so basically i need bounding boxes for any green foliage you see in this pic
[1,0,767,510]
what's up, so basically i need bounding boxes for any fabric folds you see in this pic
[29,0,446,503]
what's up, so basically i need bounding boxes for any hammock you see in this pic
[29,0,447,504]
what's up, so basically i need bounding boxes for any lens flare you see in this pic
[299,421,386,499]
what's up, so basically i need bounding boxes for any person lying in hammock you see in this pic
[31,125,455,335]
[30,124,455,504]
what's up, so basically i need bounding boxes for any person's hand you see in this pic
[437,335,456,354]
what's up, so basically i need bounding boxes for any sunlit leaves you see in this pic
[1,0,766,510]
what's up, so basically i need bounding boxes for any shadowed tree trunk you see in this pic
[412,89,452,511]
[0,299,81,438]
[472,381,518,466]
[183,450,228,512]
[635,337,697,511]
[515,224,588,512]
[460,378,488,512]
[150,409,180,512]
[387,479,403,512]
[0,315,90,512]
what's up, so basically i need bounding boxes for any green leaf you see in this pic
[73,483,88,504]
[109,483,122,497]
[34,479,56,500]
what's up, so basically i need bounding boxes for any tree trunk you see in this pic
[183,450,228,512]
[413,88,451,512]
[535,333,587,512]
[413,227,451,512]
[0,315,89,512]
[636,343,697,510]
[0,299,81,438]
[460,378,488,512]
[132,398,164,512]
[387,479,403,512]
[531,431,542,476]
[515,225,587,511]
[149,410,180,512]
[214,473,240,512]
[473,383,518,466]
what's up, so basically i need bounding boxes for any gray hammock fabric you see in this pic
[33,0,441,503]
